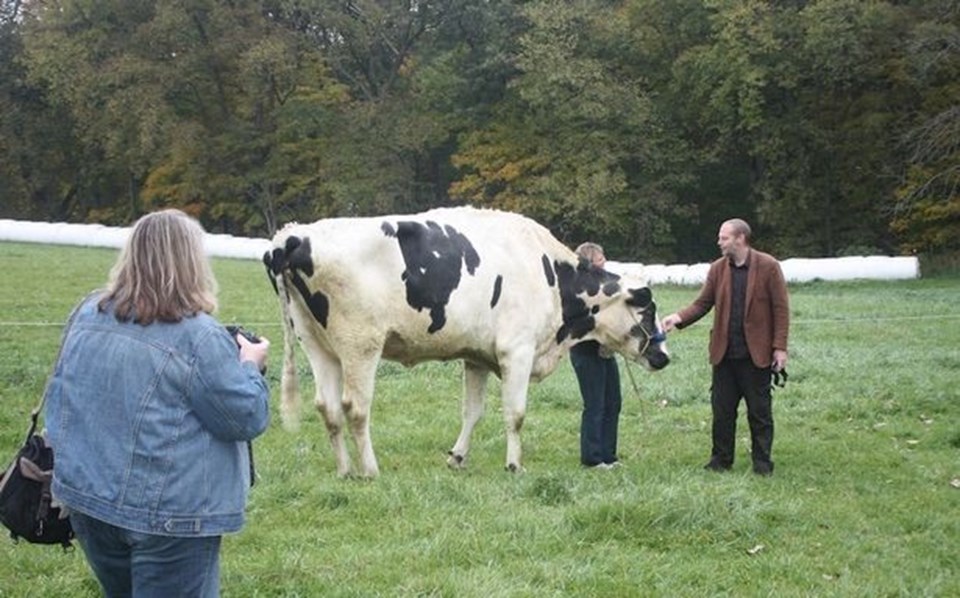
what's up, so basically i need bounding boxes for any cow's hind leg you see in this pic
[341,352,382,479]
[303,343,351,477]
[447,361,490,470]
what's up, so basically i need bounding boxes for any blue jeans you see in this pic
[571,342,622,466]
[70,511,222,598]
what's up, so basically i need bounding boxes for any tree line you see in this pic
[1,0,957,262]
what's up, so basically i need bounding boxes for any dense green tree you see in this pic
[269,0,440,216]
[270,0,524,217]
[20,0,345,233]
[651,0,915,258]
[0,3,29,215]
[0,0,87,222]
[1,0,956,260]
[760,0,907,257]
[452,0,693,261]
[892,0,960,253]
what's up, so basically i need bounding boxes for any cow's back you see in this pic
[271,207,570,371]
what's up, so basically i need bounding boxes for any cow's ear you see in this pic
[626,287,652,308]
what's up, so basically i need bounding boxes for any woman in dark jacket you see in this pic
[570,242,623,470]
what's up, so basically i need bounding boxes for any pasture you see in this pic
[1,241,958,597]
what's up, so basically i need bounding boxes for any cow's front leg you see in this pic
[341,352,381,479]
[448,361,489,470]
[499,350,534,473]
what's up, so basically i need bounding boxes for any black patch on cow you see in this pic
[264,247,284,275]
[286,236,315,278]
[381,221,396,237]
[269,235,330,328]
[262,250,279,295]
[554,261,627,343]
[554,260,600,343]
[602,281,621,296]
[642,301,659,338]
[390,220,481,333]
[290,275,329,327]
[626,287,652,309]
[630,298,659,341]
[490,275,503,308]
[541,254,556,287]
[630,298,667,368]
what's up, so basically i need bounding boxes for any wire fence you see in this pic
[3,313,960,329]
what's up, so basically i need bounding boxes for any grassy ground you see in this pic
[1,241,958,597]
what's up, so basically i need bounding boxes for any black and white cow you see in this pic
[263,207,668,477]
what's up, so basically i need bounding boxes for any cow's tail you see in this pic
[277,275,302,432]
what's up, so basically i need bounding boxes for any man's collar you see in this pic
[728,248,751,268]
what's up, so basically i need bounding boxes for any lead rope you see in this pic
[619,303,670,407]
[620,355,647,420]
[620,307,659,419]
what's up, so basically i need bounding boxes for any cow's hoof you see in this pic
[505,463,525,474]
[446,451,467,470]
[341,470,378,481]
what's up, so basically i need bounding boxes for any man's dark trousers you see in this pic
[710,357,774,471]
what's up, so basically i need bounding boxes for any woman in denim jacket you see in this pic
[45,209,270,597]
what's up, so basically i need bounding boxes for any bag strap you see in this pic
[26,291,100,443]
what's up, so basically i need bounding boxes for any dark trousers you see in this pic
[571,344,622,466]
[710,358,774,470]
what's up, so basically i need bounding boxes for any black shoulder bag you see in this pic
[0,297,88,549]
[0,428,73,548]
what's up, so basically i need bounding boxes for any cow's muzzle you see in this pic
[635,328,669,370]
[646,350,670,370]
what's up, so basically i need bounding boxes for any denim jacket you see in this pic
[45,294,270,537]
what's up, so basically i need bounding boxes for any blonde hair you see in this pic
[575,242,605,263]
[100,209,218,324]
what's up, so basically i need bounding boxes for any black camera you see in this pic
[225,325,262,346]
[225,325,266,374]
[224,325,263,487]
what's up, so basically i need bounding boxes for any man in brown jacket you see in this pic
[662,219,789,475]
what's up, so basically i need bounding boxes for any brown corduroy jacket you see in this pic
[676,249,790,368]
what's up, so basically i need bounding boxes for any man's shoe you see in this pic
[703,460,731,472]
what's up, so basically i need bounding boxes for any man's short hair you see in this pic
[723,219,752,242]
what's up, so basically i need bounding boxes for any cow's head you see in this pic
[554,258,669,370]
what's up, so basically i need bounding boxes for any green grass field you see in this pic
[1,241,958,597]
